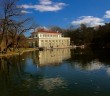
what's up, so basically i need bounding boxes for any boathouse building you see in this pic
[28,28,70,48]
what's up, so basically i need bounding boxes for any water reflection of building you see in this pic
[36,49,71,66]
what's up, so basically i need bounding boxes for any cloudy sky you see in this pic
[18,0,110,28]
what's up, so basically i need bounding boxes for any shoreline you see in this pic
[0,48,38,57]
[39,46,73,50]
[0,46,72,57]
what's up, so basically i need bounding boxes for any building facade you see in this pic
[28,28,70,48]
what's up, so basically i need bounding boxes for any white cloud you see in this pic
[40,0,52,5]
[21,10,32,14]
[19,0,67,12]
[104,10,110,18]
[72,16,105,27]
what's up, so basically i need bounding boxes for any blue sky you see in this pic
[18,0,110,28]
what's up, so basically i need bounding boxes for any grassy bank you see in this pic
[0,48,38,57]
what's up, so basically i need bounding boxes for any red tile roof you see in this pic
[32,28,61,34]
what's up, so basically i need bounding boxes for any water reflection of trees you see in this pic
[71,48,95,64]
[0,53,45,96]
[0,49,110,95]
[69,48,110,70]
[0,56,25,83]
[92,49,110,64]
[0,51,68,95]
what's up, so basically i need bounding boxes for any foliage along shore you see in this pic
[50,23,110,49]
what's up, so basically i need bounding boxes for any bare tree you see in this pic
[0,0,21,52]
[0,0,35,52]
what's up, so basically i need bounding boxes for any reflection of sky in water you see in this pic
[1,49,110,96]
[106,68,110,76]
[38,77,67,92]
[74,59,104,71]
[24,59,38,74]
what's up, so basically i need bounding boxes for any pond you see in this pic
[0,48,110,96]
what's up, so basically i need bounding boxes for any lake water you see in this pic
[0,48,110,96]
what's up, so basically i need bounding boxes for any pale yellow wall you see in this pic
[29,32,70,48]
[38,38,70,48]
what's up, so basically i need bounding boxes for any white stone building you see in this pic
[28,28,70,48]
